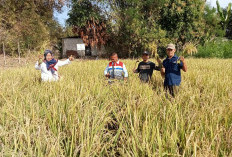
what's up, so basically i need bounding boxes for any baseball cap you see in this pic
[142,51,150,55]
[166,44,176,50]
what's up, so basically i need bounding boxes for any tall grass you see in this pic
[0,59,232,156]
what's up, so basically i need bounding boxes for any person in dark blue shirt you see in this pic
[161,44,187,97]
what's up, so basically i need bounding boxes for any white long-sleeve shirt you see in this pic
[104,61,128,79]
[35,59,71,81]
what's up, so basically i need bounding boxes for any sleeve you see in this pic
[123,63,128,77]
[162,61,166,69]
[153,62,161,71]
[57,59,71,67]
[104,64,109,75]
[134,63,140,73]
[35,61,41,70]
[178,61,183,69]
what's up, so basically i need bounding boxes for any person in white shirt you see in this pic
[104,52,128,81]
[35,50,74,82]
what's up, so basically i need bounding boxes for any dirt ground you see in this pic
[0,54,100,70]
[0,54,37,70]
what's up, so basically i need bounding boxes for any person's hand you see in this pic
[105,73,110,78]
[124,77,128,82]
[161,67,165,78]
[38,55,43,60]
[179,56,187,72]
[38,55,43,65]
[69,55,74,61]
[133,69,137,73]
[179,56,185,63]
[161,68,165,74]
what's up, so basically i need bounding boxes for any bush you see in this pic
[195,40,232,58]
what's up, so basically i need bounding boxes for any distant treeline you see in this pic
[0,0,231,57]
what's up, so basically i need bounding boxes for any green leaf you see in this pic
[216,0,225,20]
[225,3,232,23]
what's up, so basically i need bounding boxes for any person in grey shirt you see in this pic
[133,51,162,83]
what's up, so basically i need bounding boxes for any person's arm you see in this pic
[179,56,187,72]
[104,64,110,78]
[154,57,162,71]
[160,62,165,78]
[123,63,128,80]
[153,63,161,71]
[35,56,43,70]
[57,59,71,67]
[35,61,41,70]
[57,56,74,67]
[133,63,140,73]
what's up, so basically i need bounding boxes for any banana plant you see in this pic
[216,0,232,30]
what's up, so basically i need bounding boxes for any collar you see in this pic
[166,54,178,60]
[112,60,120,64]
[142,60,150,63]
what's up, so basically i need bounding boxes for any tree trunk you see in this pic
[28,44,31,55]
[3,42,6,65]
[18,41,21,64]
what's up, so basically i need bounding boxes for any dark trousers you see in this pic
[164,85,178,97]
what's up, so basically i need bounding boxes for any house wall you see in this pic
[62,38,107,58]
[62,38,85,57]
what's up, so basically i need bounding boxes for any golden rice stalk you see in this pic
[183,42,198,56]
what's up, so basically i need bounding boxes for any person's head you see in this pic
[166,44,176,58]
[44,50,53,61]
[110,52,118,63]
[142,51,150,62]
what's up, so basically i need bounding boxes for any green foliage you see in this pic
[203,4,225,40]
[216,0,232,30]
[226,15,232,39]
[89,0,209,57]
[215,1,232,40]
[0,0,66,55]
[67,0,102,27]
[96,0,168,57]
[159,0,206,46]
[195,40,232,58]
[1,0,231,58]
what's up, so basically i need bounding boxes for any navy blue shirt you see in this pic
[163,55,183,86]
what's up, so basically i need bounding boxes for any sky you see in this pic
[54,0,232,27]
[54,5,70,27]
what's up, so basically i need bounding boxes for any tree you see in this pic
[67,0,108,49]
[88,0,168,57]
[216,1,231,31]
[159,0,206,47]
[67,0,230,57]
[202,4,225,42]
[216,1,232,38]
[0,0,68,55]
[226,13,232,39]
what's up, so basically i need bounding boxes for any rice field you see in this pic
[0,58,232,156]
